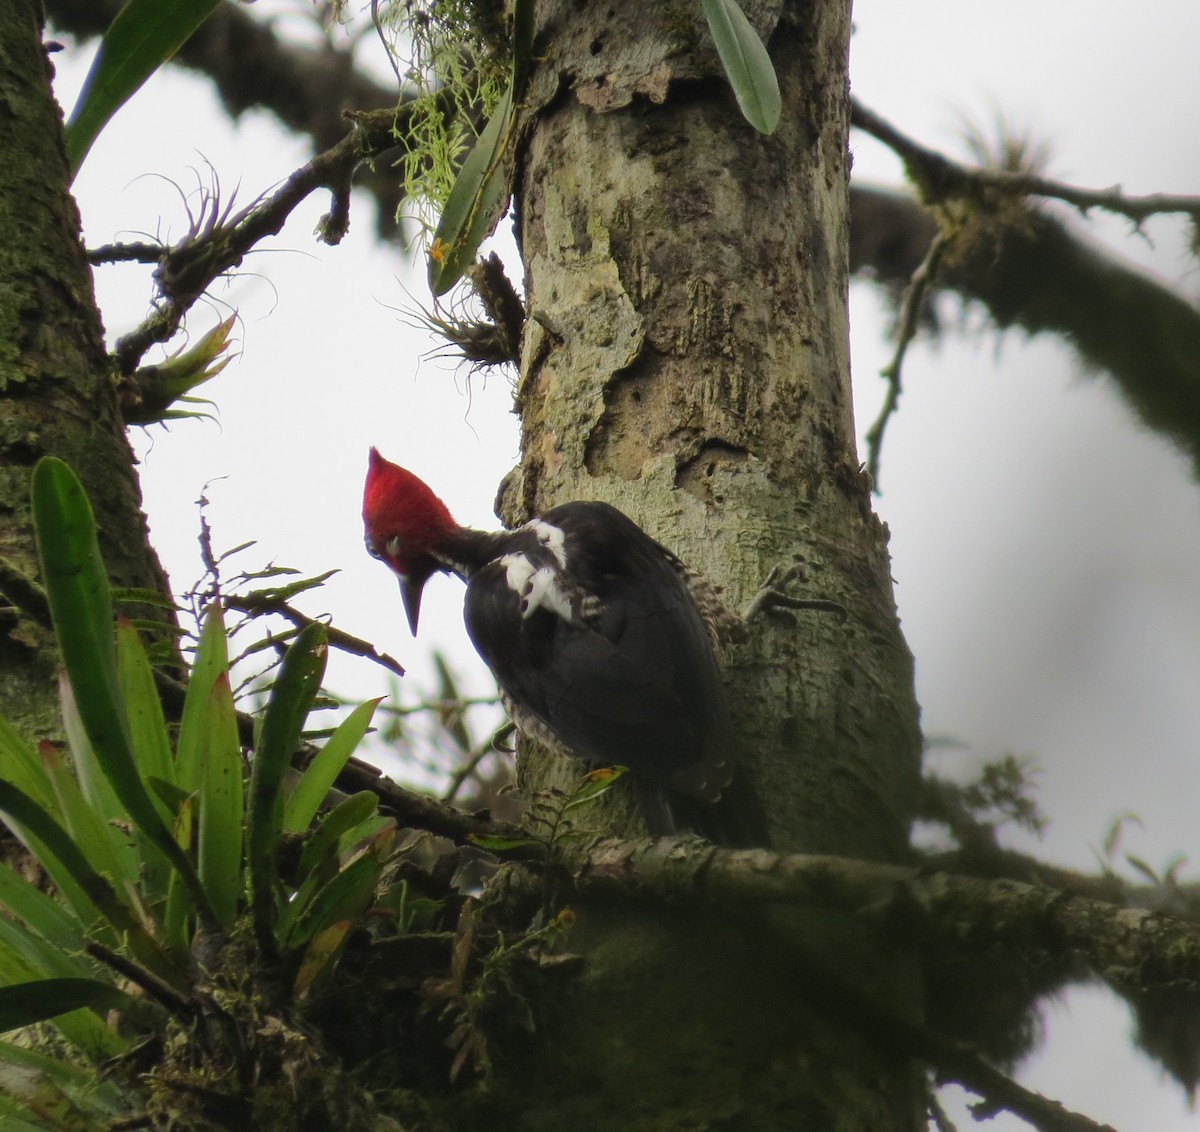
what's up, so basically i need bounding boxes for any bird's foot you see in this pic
[744,560,848,623]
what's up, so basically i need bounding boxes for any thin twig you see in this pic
[851,98,1200,225]
[865,227,950,489]
[222,592,406,677]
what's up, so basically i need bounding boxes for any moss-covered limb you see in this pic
[0,4,176,744]
[570,836,1200,996]
[849,183,1200,480]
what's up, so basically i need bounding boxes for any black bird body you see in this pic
[362,449,767,845]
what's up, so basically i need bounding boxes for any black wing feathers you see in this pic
[463,502,732,799]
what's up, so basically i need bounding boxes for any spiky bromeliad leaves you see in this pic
[0,458,392,1126]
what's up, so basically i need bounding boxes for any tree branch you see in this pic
[849,183,1200,478]
[113,108,399,376]
[572,837,1200,999]
[52,2,1200,477]
[851,98,1200,225]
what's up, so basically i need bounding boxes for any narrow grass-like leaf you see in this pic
[0,911,96,993]
[176,603,231,794]
[284,831,391,950]
[0,780,110,932]
[700,0,781,135]
[116,620,176,902]
[277,791,379,941]
[32,458,216,928]
[283,697,382,833]
[163,795,195,958]
[65,0,223,176]
[0,866,84,954]
[429,81,515,296]
[292,919,353,1000]
[198,673,244,929]
[295,791,378,882]
[39,741,141,913]
[0,716,55,814]
[57,680,131,871]
[248,622,327,952]
[117,619,175,791]
[0,943,123,1061]
[0,978,130,1035]
[0,780,174,982]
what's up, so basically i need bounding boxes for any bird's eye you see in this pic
[365,537,382,560]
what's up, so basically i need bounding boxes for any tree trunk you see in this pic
[0,1,172,742]
[481,1,926,1127]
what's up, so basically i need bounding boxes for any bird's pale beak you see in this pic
[400,573,425,635]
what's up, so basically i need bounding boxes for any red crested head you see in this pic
[363,448,458,633]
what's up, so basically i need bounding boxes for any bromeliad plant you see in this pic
[0,458,388,1126]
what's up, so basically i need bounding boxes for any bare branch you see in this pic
[222,590,407,678]
[865,226,950,489]
[849,184,1200,478]
[852,99,1200,225]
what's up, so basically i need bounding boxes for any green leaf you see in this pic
[64,0,224,177]
[699,0,781,135]
[0,779,122,934]
[198,673,244,929]
[117,620,177,903]
[176,603,231,794]
[292,919,354,1001]
[277,791,379,942]
[429,81,515,297]
[284,697,382,833]
[0,978,129,1035]
[468,833,542,852]
[284,829,392,950]
[295,791,379,891]
[31,458,216,928]
[0,940,123,1063]
[39,738,140,910]
[0,779,176,987]
[563,765,629,811]
[0,865,85,955]
[248,622,328,952]
[0,715,56,815]
[117,619,175,792]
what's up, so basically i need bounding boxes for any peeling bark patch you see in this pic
[576,61,672,112]
[525,184,645,477]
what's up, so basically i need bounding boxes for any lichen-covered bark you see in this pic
[0,2,172,740]
[484,0,925,1127]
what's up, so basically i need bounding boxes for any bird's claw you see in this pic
[744,559,847,623]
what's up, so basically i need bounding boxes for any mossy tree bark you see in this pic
[477,1,926,1127]
[0,1,171,742]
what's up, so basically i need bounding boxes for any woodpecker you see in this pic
[362,447,768,847]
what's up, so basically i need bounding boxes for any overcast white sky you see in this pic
[51,2,1200,1128]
